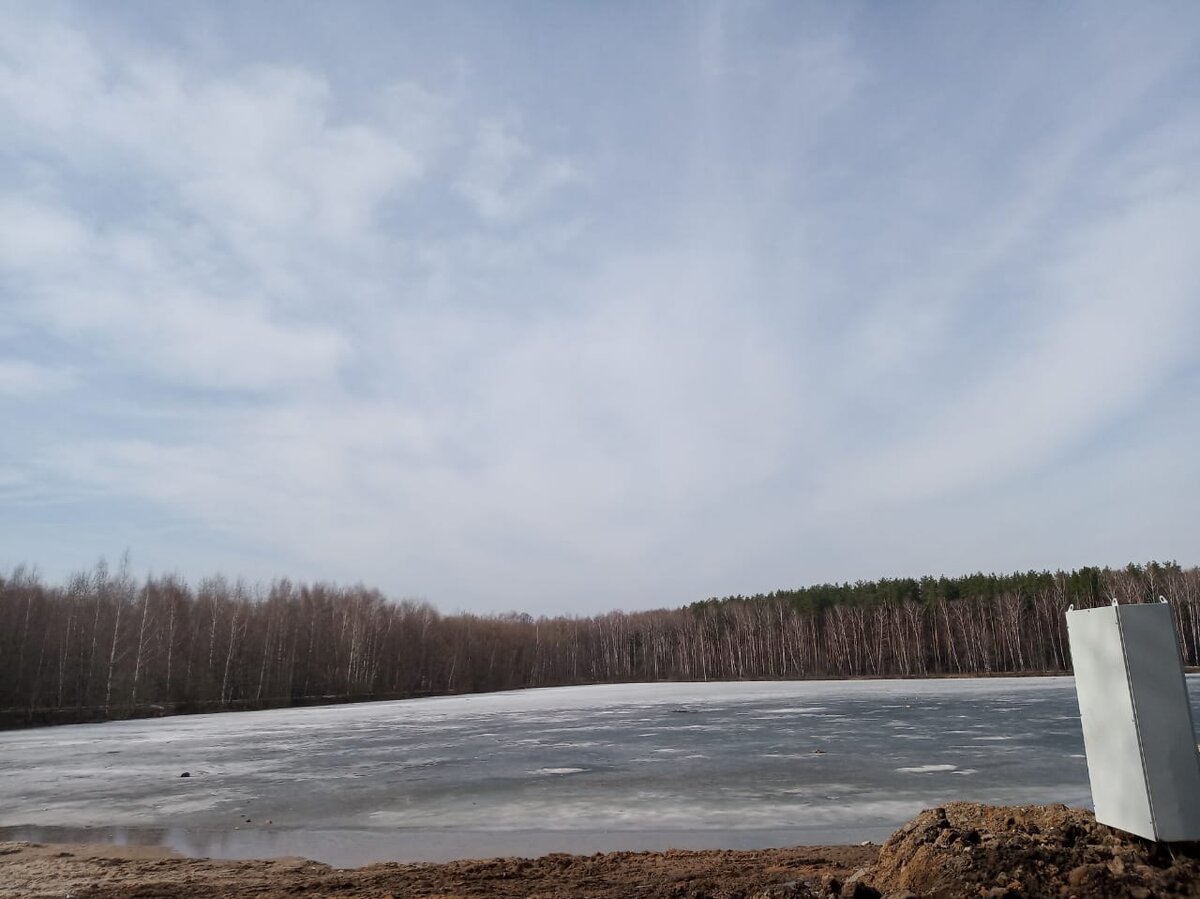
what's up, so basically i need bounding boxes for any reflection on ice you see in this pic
[2,677,1198,864]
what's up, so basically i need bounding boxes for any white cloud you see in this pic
[1,196,350,391]
[0,16,105,134]
[0,359,75,397]
[3,3,1199,610]
[0,16,454,394]
[0,20,431,241]
[0,197,88,266]
[456,119,578,222]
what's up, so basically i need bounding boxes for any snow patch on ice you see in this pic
[896,764,958,774]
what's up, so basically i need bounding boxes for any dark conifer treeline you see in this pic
[1,560,1196,728]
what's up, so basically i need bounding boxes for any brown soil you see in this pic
[865,802,1200,898]
[4,804,1200,899]
[0,840,875,899]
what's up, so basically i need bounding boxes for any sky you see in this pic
[2,2,1199,615]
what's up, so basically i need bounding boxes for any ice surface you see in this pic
[3,677,1197,865]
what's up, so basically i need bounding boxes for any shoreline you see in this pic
[0,823,899,869]
[0,838,880,899]
[7,803,1200,898]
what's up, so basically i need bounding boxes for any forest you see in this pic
[0,560,1196,728]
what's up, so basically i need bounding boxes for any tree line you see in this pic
[0,560,1195,728]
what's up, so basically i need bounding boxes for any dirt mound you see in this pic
[863,802,1200,898]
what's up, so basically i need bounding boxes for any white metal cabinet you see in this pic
[1066,601,1200,841]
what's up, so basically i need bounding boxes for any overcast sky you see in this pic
[2,2,1199,614]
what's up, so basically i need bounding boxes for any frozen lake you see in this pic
[4,677,1198,865]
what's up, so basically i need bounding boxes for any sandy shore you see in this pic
[5,804,1200,898]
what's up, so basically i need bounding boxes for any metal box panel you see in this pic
[1122,605,1200,841]
[1067,602,1200,841]
[1067,604,1155,838]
